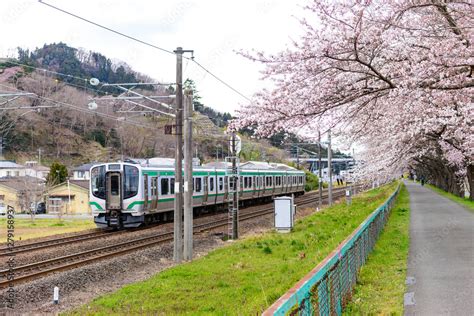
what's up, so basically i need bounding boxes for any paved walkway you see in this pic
[404,181,474,315]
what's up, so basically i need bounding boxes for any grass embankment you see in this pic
[0,218,96,241]
[70,182,399,315]
[344,183,410,315]
[427,184,474,213]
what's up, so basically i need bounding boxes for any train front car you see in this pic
[89,162,144,228]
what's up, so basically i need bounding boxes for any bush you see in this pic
[305,171,319,192]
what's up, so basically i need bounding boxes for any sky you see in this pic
[0,0,307,115]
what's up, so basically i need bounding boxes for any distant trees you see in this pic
[16,43,147,94]
[47,162,68,186]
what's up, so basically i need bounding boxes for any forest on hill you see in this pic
[0,43,290,167]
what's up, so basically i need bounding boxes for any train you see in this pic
[89,159,306,228]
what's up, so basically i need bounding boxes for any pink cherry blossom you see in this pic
[235,0,473,198]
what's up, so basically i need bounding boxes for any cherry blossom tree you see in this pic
[235,0,473,199]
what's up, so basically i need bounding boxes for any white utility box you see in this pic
[274,196,295,233]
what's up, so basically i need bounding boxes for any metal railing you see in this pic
[264,184,400,316]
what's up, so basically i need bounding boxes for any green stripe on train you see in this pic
[89,201,104,210]
[125,188,304,209]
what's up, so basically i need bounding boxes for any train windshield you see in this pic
[124,165,139,199]
[91,166,106,199]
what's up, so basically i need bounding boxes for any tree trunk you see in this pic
[467,164,474,201]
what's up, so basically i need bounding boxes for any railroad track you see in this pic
[0,229,114,257]
[0,187,332,256]
[0,186,358,288]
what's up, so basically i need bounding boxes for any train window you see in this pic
[124,165,139,199]
[111,175,120,196]
[170,178,175,194]
[219,177,224,191]
[249,177,253,188]
[243,177,248,189]
[195,178,202,193]
[161,178,169,195]
[91,166,106,199]
[210,177,214,191]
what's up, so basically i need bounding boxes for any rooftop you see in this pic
[0,160,24,169]
[0,176,45,192]
[72,163,97,172]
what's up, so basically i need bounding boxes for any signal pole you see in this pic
[183,89,193,261]
[173,47,184,263]
[328,129,333,206]
[231,132,239,239]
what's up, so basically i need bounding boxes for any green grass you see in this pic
[68,182,399,316]
[0,218,96,241]
[344,183,410,315]
[426,184,473,213]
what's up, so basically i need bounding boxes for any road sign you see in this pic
[229,134,242,155]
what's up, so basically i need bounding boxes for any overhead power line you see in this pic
[0,83,157,129]
[191,60,252,102]
[38,0,175,56]
[38,0,252,103]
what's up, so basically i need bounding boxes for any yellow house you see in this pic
[0,177,44,213]
[46,180,91,214]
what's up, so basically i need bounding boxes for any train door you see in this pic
[203,176,209,204]
[271,176,276,195]
[224,176,229,201]
[143,174,148,211]
[263,174,267,196]
[151,177,158,209]
[106,171,122,210]
[239,176,243,198]
[252,176,257,198]
[215,174,220,204]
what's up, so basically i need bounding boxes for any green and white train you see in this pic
[89,160,305,228]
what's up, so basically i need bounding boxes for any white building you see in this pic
[24,161,49,180]
[0,161,26,178]
[72,163,96,180]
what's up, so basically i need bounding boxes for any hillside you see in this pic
[0,43,289,168]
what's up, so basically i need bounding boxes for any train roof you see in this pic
[92,159,304,173]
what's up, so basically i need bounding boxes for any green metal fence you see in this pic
[264,185,400,316]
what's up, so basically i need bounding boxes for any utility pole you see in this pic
[173,47,184,263]
[173,46,193,263]
[183,89,193,261]
[328,129,333,206]
[318,131,322,209]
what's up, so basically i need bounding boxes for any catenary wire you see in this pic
[38,0,253,103]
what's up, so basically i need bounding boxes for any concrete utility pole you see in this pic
[318,131,323,209]
[173,46,193,263]
[328,129,333,206]
[173,47,184,263]
[183,89,193,261]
